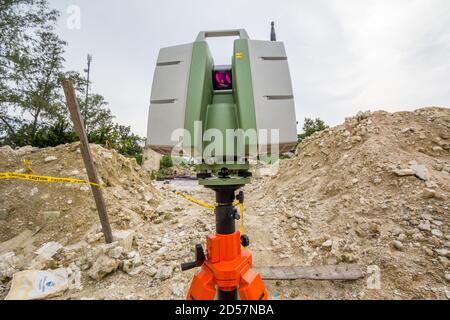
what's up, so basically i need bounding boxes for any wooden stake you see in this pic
[61,79,113,244]
[255,264,364,281]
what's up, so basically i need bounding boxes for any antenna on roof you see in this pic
[270,21,277,42]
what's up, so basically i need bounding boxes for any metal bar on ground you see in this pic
[61,79,113,244]
[254,264,364,281]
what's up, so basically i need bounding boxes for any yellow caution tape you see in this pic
[174,191,215,210]
[0,172,102,188]
[22,159,35,173]
[238,202,245,236]
[174,191,247,245]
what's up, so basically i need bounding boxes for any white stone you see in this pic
[322,239,333,248]
[30,187,39,196]
[87,254,120,280]
[0,252,19,281]
[410,164,429,181]
[445,273,450,282]
[108,246,124,259]
[393,168,415,177]
[122,252,143,275]
[431,229,443,238]
[392,240,404,251]
[44,156,57,163]
[155,265,173,280]
[418,221,431,232]
[35,242,62,259]
[171,283,185,297]
[113,230,135,252]
[156,247,168,255]
[435,249,450,258]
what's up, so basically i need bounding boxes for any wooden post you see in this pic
[61,79,113,244]
[254,264,364,281]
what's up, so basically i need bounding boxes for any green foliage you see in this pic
[3,118,77,148]
[88,124,144,164]
[298,118,329,142]
[0,0,144,166]
[160,156,173,169]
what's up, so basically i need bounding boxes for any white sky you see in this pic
[50,0,450,136]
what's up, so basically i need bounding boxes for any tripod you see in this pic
[181,185,268,300]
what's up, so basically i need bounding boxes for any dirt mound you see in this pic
[250,107,449,299]
[0,143,213,300]
[0,107,448,300]
[0,143,163,245]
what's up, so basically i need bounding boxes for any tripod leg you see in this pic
[186,268,216,300]
[238,268,268,300]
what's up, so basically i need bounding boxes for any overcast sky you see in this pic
[49,0,450,136]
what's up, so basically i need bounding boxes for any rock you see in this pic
[155,265,173,280]
[156,247,168,255]
[67,263,83,290]
[418,221,431,232]
[322,239,333,249]
[351,136,362,144]
[373,177,382,184]
[402,127,415,133]
[393,168,415,177]
[421,189,436,199]
[38,211,61,222]
[101,152,113,159]
[86,232,103,244]
[171,283,185,297]
[445,273,450,282]
[16,146,37,155]
[410,164,429,181]
[0,209,8,220]
[108,246,124,259]
[392,240,404,251]
[435,249,450,258]
[44,156,57,163]
[290,288,300,298]
[35,242,63,260]
[112,230,135,252]
[30,187,39,196]
[122,251,143,275]
[439,257,450,268]
[0,252,20,281]
[431,229,443,238]
[148,267,157,277]
[80,185,90,192]
[87,254,120,280]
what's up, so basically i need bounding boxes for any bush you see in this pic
[160,156,173,169]
[298,118,329,142]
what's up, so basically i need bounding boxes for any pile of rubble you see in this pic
[0,107,449,300]
[249,107,449,299]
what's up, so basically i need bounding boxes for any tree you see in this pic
[88,124,144,164]
[298,118,329,142]
[0,0,145,165]
[0,0,63,145]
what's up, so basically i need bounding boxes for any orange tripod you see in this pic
[182,186,268,300]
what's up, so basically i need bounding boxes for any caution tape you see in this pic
[174,191,247,243]
[22,159,35,173]
[0,172,102,188]
[174,191,215,210]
